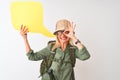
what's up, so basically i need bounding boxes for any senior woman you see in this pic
[20,19,90,80]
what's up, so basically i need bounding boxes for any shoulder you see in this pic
[47,40,56,50]
[47,40,56,45]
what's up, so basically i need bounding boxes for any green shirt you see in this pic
[26,43,90,80]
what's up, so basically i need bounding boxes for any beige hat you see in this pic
[53,19,70,35]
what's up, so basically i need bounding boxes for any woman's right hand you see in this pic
[20,25,31,53]
[20,25,29,39]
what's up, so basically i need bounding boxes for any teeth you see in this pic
[61,37,66,39]
[60,36,67,40]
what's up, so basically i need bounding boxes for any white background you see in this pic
[0,0,120,80]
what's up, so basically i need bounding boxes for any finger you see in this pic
[70,22,75,30]
[23,27,28,33]
[23,25,26,31]
[20,24,23,30]
[71,22,74,27]
[22,25,27,33]
[71,22,73,25]
[73,24,76,30]
[64,30,70,34]
[68,21,72,28]
[20,25,26,31]
[24,28,29,33]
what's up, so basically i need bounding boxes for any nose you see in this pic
[60,33,66,38]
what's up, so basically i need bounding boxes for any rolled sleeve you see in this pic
[75,45,90,60]
[26,45,51,61]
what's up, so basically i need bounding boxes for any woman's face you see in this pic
[56,30,70,44]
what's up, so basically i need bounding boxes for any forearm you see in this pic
[71,36,83,49]
[23,37,31,53]
[20,25,31,53]
[72,36,90,60]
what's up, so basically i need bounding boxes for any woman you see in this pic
[20,19,90,80]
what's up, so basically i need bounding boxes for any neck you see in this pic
[60,42,68,51]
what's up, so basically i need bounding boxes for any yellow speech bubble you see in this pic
[10,2,54,37]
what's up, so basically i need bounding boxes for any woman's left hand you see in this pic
[64,22,76,39]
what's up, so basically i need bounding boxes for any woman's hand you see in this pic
[20,25,31,53]
[64,22,83,49]
[64,22,77,39]
[20,25,29,39]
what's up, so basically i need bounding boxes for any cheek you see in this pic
[57,36,61,42]
[57,36,60,41]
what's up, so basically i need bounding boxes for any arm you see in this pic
[71,36,83,49]
[64,22,90,60]
[70,32,90,60]
[75,45,90,60]
[64,22,83,49]
[26,46,51,61]
[20,25,31,53]
[20,25,52,61]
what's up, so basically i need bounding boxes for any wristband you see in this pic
[75,39,81,44]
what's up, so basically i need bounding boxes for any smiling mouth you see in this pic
[60,38,67,40]
[60,36,68,40]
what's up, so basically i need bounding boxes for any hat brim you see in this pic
[53,30,65,35]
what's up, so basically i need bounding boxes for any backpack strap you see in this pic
[39,41,56,77]
[69,46,76,67]
[48,40,56,45]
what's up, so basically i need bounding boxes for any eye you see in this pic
[57,32,62,34]
[57,31,63,35]
[65,31,69,34]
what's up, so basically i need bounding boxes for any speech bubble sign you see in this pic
[10,2,54,37]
